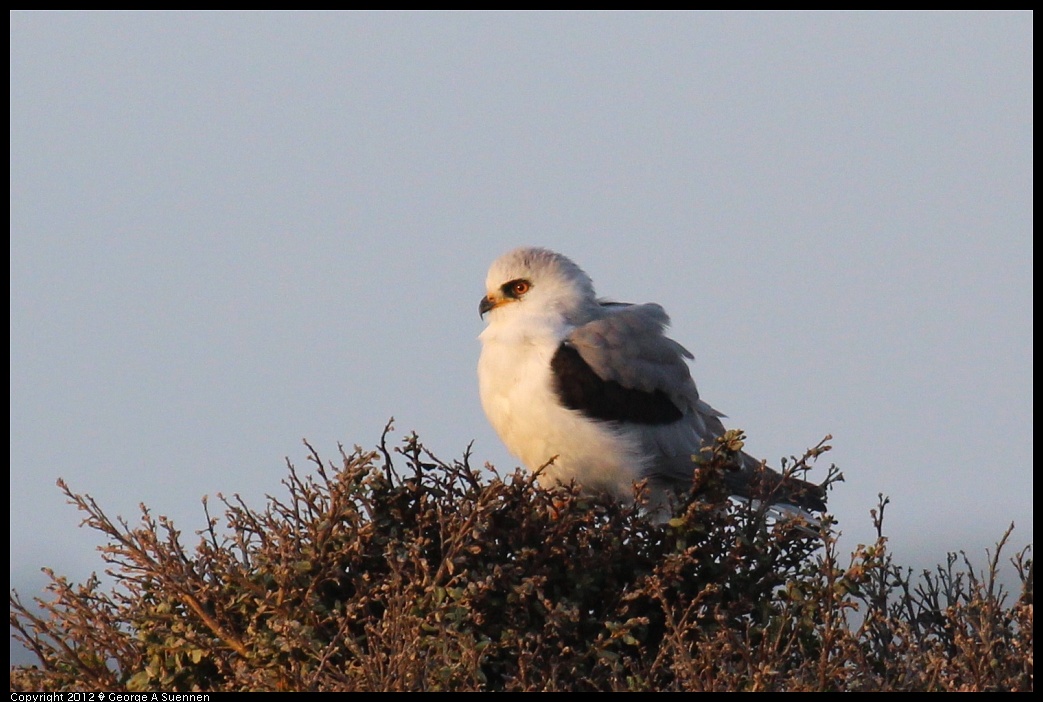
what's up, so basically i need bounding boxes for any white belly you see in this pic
[478,334,646,498]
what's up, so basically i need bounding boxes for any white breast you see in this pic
[478,325,647,498]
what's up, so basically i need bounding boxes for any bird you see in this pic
[477,246,826,519]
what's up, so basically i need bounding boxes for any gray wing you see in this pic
[567,304,827,512]
[566,303,726,432]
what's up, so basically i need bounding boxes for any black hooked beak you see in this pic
[479,295,495,318]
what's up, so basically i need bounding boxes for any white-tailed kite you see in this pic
[477,246,825,517]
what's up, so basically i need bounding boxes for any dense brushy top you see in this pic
[10,424,1032,692]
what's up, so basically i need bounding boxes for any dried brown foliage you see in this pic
[10,423,1032,691]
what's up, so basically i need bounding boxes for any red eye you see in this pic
[512,281,530,296]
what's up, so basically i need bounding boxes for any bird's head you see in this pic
[479,247,599,326]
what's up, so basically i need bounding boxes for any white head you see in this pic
[479,247,600,328]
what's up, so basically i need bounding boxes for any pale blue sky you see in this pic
[10,11,1032,662]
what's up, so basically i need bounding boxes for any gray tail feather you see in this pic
[722,451,828,514]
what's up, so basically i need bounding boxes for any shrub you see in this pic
[10,424,1032,691]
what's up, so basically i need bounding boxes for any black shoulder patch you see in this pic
[550,343,684,425]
